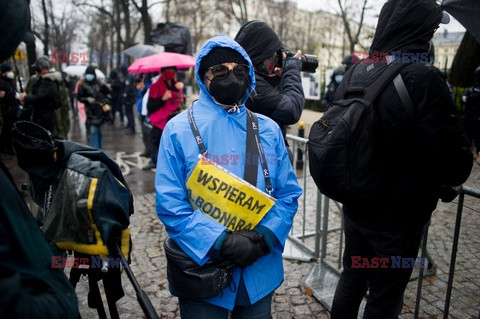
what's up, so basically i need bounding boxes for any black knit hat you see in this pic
[85,65,96,75]
[199,47,247,79]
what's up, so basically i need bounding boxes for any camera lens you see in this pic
[301,54,319,73]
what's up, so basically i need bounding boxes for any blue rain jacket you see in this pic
[155,35,303,310]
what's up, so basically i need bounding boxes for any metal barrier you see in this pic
[284,133,346,264]
[430,185,479,319]
[283,133,317,261]
[285,133,480,317]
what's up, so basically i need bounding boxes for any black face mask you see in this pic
[208,71,248,106]
[264,75,281,87]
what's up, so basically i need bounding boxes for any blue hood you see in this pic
[196,35,256,107]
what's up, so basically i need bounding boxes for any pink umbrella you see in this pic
[128,52,196,73]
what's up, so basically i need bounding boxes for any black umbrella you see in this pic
[441,0,480,43]
[123,44,160,59]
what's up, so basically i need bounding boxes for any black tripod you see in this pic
[69,253,122,319]
[68,246,159,319]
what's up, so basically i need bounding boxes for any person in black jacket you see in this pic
[20,57,61,133]
[234,20,305,154]
[329,1,473,318]
[462,66,480,166]
[0,63,20,155]
[321,66,345,109]
[107,68,124,125]
[77,65,112,149]
[119,64,137,135]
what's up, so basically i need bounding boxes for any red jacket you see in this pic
[147,76,184,130]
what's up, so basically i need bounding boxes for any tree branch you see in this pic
[72,0,114,19]
[147,0,163,9]
[355,0,368,42]
[130,0,141,11]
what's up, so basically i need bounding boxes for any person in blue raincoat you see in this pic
[155,35,303,318]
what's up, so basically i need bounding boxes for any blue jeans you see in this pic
[178,292,273,319]
[89,124,103,149]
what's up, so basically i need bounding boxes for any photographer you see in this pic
[234,20,305,147]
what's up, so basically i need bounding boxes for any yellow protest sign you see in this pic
[186,155,276,231]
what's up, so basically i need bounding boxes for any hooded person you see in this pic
[21,56,62,133]
[0,0,79,317]
[329,1,472,318]
[321,66,345,108]
[77,65,112,149]
[234,20,305,151]
[154,35,302,318]
[143,66,184,170]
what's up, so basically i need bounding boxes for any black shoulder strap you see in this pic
[393,74,415,118]
[362,63,410,102]
[244,111,257,187]
[246,110,273,195]
[187,104,207,155]
[336,62,410,103]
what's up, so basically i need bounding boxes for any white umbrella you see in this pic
[62,65,106,80]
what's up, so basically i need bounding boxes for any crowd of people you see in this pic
[0,0,478,318]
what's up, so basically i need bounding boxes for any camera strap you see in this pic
[187,104,273,195]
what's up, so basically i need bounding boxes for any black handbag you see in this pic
[164,237,233,300]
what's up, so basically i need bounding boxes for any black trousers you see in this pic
[464,109,480,154]
[331,215,423,319]
[139,115,152,155]
[149,125,162,165]
[124,102,135,131]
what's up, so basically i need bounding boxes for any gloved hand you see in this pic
[220,230,269,268]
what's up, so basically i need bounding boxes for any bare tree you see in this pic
[217,0,249,25]
[265,0,298,50]
[337,0,369,53]
[47,0,81,67]
[30,0,82,68]
[88,10,113,73]
[40,0,50,56]
[130,0,155,44]
[169,0,218,53]
[72,0,142,68]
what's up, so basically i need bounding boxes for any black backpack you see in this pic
[308,62,414,204]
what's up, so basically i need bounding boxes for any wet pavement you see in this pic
[2,105,480,318]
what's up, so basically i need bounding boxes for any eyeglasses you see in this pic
[208,64,249,79]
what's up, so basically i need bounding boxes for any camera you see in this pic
[281,48,318,73]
